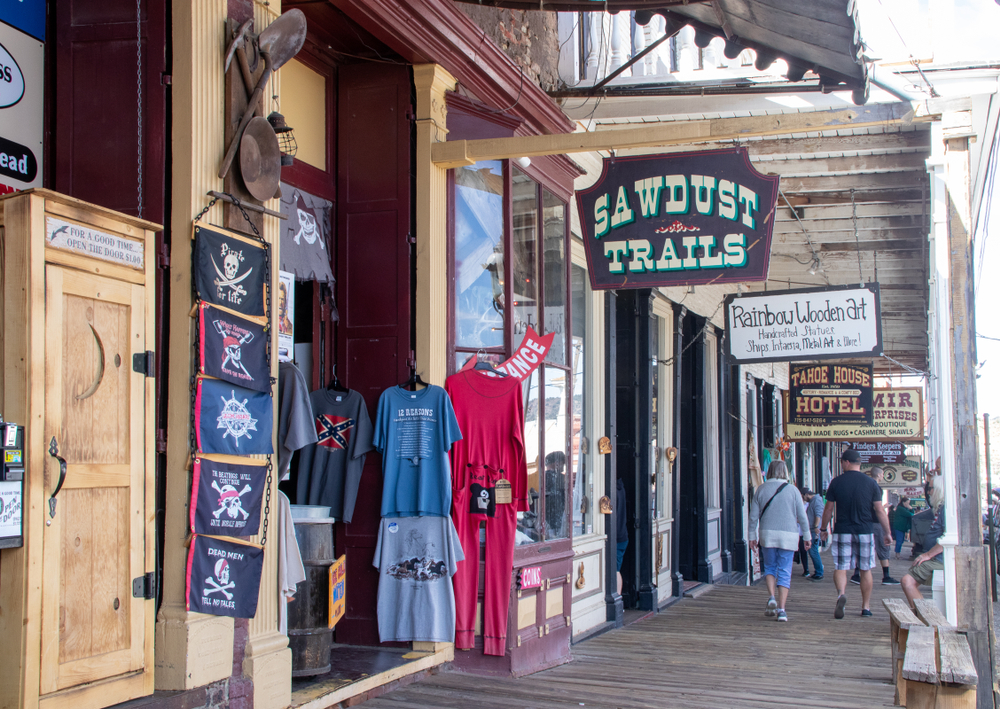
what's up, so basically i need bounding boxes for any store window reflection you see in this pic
[571,264,590,536]
[512,169,538,342]
[518,369,541,545]
[543,365,569,540]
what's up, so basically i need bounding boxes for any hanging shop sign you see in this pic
[725,283,882,364]
[784,387,923,442]
[789,363,873,427]
[186,534,264,618]
[190,456,267,537]
[193,225,268,317]
[0,0,44,194]
[854,441,908,465]
[195,378,274,456]
[45,216,144,269]
[575,147,779,291]
[458,326,555,381]
[863,457,923,488]
[198,304,270,392]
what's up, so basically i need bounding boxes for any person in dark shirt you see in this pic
[820,448,893,619]
[902,479,945,607]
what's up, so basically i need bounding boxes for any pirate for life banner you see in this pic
[186,534,264,618]
[789,363,873,427]
[195,377,274,455]
[198,303,269,392]
[575,147,779,291]
[193,225,267,317]
[190,456,266,536]
[785,387,924,442]
[725,284,882,364]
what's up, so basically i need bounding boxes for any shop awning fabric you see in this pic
[452,0,870,103]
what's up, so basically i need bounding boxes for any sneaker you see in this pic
[775,609,788,622]
[850,574,861,585]
[765,597,777,617]
[861,609,873,617]
[882,576,901,585]
[802,570,811,577]
[810,574,824,581]
[834,595,847,619]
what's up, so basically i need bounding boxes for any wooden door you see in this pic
[39,264,153,702]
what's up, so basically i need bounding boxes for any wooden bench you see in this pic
[901,625,977,708]
[912,598,950,629]
[882,598,923,705]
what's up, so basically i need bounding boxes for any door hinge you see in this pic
[157,242,170,268]
[404,106,415,122]
[156,429,168,453]
[406,232,416,245]
[133,351,155,377]
[161,73,172,85]
[406,350,417,370]
[133,572,156,599]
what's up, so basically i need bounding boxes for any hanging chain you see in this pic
[135,0,143,218]
[851,188,863,285]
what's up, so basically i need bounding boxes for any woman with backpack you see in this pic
[749,460,812,622]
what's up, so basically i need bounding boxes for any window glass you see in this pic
[543,365,570,540]
[542,190,566,365]
[512,169,538,343]
[518,369,542,545]
[571,264,590,536]
[454,161,505,349]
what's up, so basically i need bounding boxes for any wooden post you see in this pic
[603,290,623,624]
[671,304,686,597]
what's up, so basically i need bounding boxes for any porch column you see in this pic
[636,291,657,611]
[155,0,235,690]
[413,64,457,385]
[670,304,685,597]
[603,291,624,624]
[717,328,733,575]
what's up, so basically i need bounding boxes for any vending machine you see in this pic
[0,417,24,548]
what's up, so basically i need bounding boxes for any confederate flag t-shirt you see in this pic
[295,388,374,523]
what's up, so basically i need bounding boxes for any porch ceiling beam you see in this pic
[779,189,925,205]
[777,172,926,193]
[773,215,926,232]
[431,102,930,166]
[753,152,928,177]
[743,130,930,158]
[775,202,926,221]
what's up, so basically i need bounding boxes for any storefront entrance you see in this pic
[678,312,709,583]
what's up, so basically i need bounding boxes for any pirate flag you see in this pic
[198,304,269,392]
[190,456,266,536]
[186,534,264,618]
[193,225,267,317]
[195,377,274,456]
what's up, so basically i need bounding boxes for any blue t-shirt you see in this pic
[374,385,462,517]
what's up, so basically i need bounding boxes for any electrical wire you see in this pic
[873,0,938,97]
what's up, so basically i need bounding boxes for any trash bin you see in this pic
[287,506,335,677]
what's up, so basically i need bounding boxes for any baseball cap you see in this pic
[841,448,861,463]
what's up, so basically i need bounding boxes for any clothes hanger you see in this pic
[399,366,429,391]
[327,364,348,392]
[473,349,509,377]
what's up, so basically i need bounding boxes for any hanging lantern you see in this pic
[266,111,297,167]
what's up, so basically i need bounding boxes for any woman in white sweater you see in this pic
[749,460,811,622]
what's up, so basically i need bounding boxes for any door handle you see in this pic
[48,436,67,518]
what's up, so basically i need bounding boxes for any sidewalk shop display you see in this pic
[186,533,265,618]
[190,456,267,536]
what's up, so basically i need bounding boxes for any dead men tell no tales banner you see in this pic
[576,147,779,290]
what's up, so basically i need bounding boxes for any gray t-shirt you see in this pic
[373,516,464,643]
[806,494,825,531]
[278,362,318,479]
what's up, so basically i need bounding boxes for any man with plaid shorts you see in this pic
[820,448,893,618]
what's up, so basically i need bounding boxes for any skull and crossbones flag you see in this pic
[198,304,269,392]
[193,225,267,317]
[190,456,266,536]
[195,377,274,456]
[186,534,264,618]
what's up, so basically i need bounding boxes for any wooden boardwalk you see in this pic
[363,554,916,709]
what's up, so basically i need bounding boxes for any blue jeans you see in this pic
[761,547,795,589]
[894,529,907,554]
[808,532,824,577]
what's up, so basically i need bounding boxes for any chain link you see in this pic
[135,0,143,218]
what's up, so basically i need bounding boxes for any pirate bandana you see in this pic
[195,378,274,456]
[186,534,264,618]
[190,456,266,536]
[198,304,269,392]
[193,226,267,317]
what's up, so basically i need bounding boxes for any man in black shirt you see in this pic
[820,448,893,618]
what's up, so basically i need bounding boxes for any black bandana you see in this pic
[193,226,267,317]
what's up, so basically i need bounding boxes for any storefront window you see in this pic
[543,365,570,540]
[519,368,542,545]
[542,190,566,365]
[512,169,538,341]
[454,161,505,350]
[571,264,590,536]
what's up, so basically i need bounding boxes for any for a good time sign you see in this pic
[575,147,779,290]
[724,284,882,364]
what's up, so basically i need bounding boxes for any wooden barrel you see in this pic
[287,516,335,677]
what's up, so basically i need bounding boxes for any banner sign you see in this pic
[195,378,274,455]
[458,326,555,381]
[46,217,144,269]
[854,441,908,465]
[198,304,269,392]
[785,387,923,442]
[186,534,264,618]
[863,457,923,488]
[329,554,346,628]
[0,10,43,194]
[725,284,882,364]
[193,225,267,317]
[789,363,873,426]
[190,457,266,537]
[575,147,780,291]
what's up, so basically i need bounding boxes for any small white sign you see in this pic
[46,216,145,269]
[0,481,22,539]
[277,270,295,363]
[725,284,882,364]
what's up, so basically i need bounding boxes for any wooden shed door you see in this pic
[39,265,152,699]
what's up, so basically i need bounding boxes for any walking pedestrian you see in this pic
[749,460,811,622]
[892,497,914,559]
[802,488,825,580]
[797,493,811,577]
[820,448,894,618]
[901,482,945,607]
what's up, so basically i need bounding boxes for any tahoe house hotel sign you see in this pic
[575,147,780,290]
[725,284,883,364]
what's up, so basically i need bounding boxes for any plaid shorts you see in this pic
[831,533,876,571]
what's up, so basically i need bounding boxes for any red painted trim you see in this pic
[330,0,574,137]
[190,457,201,532]
[185,535,197,611]
[194,379,203,451]
[446,91,524,138]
